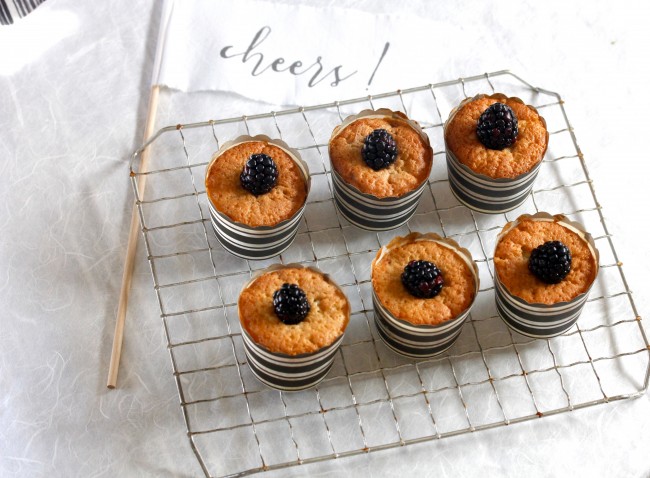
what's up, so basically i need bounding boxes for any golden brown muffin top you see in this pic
[329,114,433,198]
[445,96,548,179]
[372,236,476,326]
[205,141,307,227]
[494,218,598,304]
[238,267,350,355]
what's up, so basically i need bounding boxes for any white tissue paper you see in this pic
[155,0,485,105]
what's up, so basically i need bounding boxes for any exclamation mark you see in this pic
[368,42,390,86]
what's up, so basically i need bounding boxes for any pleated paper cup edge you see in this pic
[331,168,426,205]
[446,147,541,186]
[443,93,549,182]
[493,212,600,309]
[328,108,434,199]
[204,135,311,230]
[237,263,351,358]
[371,232,480,331]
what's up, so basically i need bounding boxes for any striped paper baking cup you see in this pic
[332,169,428,231]
[493,213,600,338]
[329,109,433,231]
[242,331,344,391]
[238,264,350,391]
[205,135,310,260]
[443,94,549,214]
[371,233,479,358]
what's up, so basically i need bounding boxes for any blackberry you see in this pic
[476,102,519,150]
[273,283,310,325]
[240,153,279,196]
[528,241,572,284]
[401,260,444,299]
[362,129,398,171]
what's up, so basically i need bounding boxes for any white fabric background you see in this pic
[1,0,649,476]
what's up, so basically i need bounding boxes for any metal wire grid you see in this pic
[130,71,650,478]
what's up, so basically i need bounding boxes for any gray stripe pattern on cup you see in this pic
[209,210,304,260]
[0,0,46,25]
[332,170,427,231]
[494,274,591,338]
[208,203,301,245]
[372,291,470,358]
[446,149,541,214]
[211,219,298,260]
[242,329,343,391]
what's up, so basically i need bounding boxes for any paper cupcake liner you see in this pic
[329,109,433,231]
[371,233,480,358]
[238,263,350,391]
[205,135,310,260]
[443,94,549,214]
[493,212,600,338]
[332,170,427,231]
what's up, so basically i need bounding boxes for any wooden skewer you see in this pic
[107,85,161,389]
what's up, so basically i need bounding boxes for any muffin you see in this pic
[238,264,350,390]
[329,109,433,230]
[205,135,309,260]
[371,233,479,358]
[444,94,549,213]
[493,213,599,337]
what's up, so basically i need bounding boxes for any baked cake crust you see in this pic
[329,113,433,198]
[205,141,307,227]
[238,267,350,355]
[372,236,476,326]
[494,218,598,304]
[445,95,548,179]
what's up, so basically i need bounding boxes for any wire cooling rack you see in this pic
[130,71,650,478]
